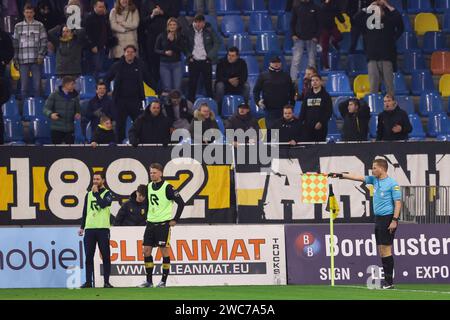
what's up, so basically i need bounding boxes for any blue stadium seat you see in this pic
[76,75,96,99]
[242,0,267,14]
[411,71,436,96]
[2,98,20,119]
[419,91,443,116]
[396,32,419,54]
[30,117,51,144]
[338,32,351,54]
[402,50,427,74]
[74,119,85,144]
[221,15,245,37]
[422,31,447,54]
[230,33,254,55]
[145,96,159,107]
[444,9,450,33]
[408,113,426,140]
[407,0,432,14]
[294,100,301,116]
[401,13,413,32]
[396,95,415,114]
[276,12,292,35]
[332,96,350,120]
[326,116,342,142]
[428,112,449,137]
[268,0,287,14]
[125,117,133,142]
[222,95,245,118]
[247,75,258,97]
[346,54,368,77]
[216,0,241,15]
[44,76,62,97]
[255,33,280,55]
[364,93,384,115]
[320,51,343,75]
[381,72,410,95]
[85,121,92,143]
[283,33,293,55]
[105,0,115,10]
[23,97,45,121]
[249,12,274,35]
[194,97,219,115]
[369,115,378,138]
[205,15,219,32]
[435,0,450,13]
[250,96,265,119]
[325,72,353,97]
[218,38,227,56]
[390,0,404,12]
[41,54,56,79]
[437,134,450,140]
[241,55,260,76]
[3,117,24,143]
[215,116,226,139]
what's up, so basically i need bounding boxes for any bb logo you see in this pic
[295,232,321,258]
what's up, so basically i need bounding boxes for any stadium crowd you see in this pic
[3,0,450,146]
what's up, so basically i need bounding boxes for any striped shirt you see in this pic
[13,19,47,64]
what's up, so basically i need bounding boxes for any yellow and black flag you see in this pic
[326,184,340,220]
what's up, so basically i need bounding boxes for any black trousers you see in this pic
[188,59,213,103]
[115,97,143,143]
[349,18,362,53]
[84,228,111,285]
[51,130,74,144]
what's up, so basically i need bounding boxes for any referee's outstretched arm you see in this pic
[329,172,365,182]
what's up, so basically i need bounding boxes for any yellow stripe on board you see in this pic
[237,189,264,206]
[0,167,14,211]
[167,173,190,190]
[121,174,133,180]
[200,166,231,209]
[64,198,76,205]
[32,167,47,210]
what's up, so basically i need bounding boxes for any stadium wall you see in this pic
[0,142,449,225]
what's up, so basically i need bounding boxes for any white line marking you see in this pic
[337,285,450,295]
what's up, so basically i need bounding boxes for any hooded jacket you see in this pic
[43,86,81,132]
[128,105,172,146]
[299,86,332,141]
[376,106,412,141]
[253,68,296,111]
[290,0,320,40]
[114,191,147,226]
[189,109,219,144]
[338,98,371,141]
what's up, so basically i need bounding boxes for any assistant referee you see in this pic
[330,158,401,289]
[78,172,114,288]
[139,163,185,288]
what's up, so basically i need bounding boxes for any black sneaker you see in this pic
[381,281,395,289]
[104,282,114,288]
[138,281,153,288]
[80,282,92,289]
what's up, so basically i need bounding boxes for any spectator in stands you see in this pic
[48,25,86,78]
[162,89,194,130]
[290,0,320,82]
[109,0,140,60]
[104,44,153,143]
[253,55,295,130]
[128,100,172,146]
[376,94,412,141]
[273,105,302,145]
[215,47,249,114]
[299,73,332,142]
[189,102,219,144]
[154,17,185,93]
[354,0,403,96]
[319,0,345,71]
[140,0,181,85]
[338,97,371,141]
[194,0,215,17]
[114,184,148,226]
[1,0,19,18]
[86,81,115,130]
[35,0,59,31]
[224,102,259,144]
[298,66,316,101]
[43,75,81,144]
[0,77,10,144]
[185,14,220,103]
[13,3,47,98]
[343,0,370,54]
[91,115,116,146]
[0,27,13,76]
[83,0,115,79]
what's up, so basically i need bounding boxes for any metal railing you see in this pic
[401,186,450,224]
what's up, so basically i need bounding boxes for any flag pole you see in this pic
[329,212,335,287]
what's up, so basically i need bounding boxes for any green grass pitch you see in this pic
[1,285,450,300]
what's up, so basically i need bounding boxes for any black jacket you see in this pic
[377,106,412,141]
[86,95,115,129]
[225,110,259,142]
[338,98,371,141]
[154,31,186,63]
[163,98,193,126]
[128,107,172,146]
[253,68,295,111]
[273,117,302,143]
[291,1,320,40]
[299,87,333,142]
[319,0,345,30]
[354,6,404,63]
[105,57,153,101]
[35,0,59,31]
[83,10,115,50]
[216,57,248,94]
[114,191,147,226]
[91,125,116,144]
[344,0,371,19]
[185,22,220,64]
[0,30,13,75]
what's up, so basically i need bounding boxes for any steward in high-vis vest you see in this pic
[78,172,114,288]
[139,163,184,288]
